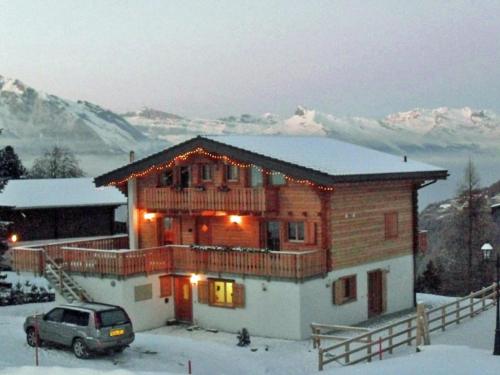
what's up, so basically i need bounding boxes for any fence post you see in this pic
[367,334,372,362]
[407,320,412,346]
[416,303,430,347]
[470,293,474,317]
[388,326,393,354]
[345,341,350,364]
[318,348,324,371]
[456,300,460,324]
[482,287,486,311]
[441,306,446,331]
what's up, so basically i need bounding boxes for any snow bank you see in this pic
[0,367,170,375]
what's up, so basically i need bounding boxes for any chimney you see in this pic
[129,150,135,163]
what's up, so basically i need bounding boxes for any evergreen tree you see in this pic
[29,146,85,178]
[0,145,26,189]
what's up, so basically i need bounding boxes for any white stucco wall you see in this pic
[69,274,175,332]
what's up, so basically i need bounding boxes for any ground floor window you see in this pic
[333,275,357,305]
[210,279,234,307]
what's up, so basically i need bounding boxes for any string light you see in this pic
[106,147,335,191]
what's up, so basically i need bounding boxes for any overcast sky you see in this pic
[1,0,500,118]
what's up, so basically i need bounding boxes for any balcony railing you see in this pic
[141,187,279,212]
[11,236,326,281]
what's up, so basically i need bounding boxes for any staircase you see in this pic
[44,255,93,303]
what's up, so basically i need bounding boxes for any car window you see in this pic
[98,309,129,327]
[62,309,90,327]
[44,308,64,322]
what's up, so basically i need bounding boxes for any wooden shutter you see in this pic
[382,270,388,313]
[350,276,357,300]
[384,212,399,239]
[232,283,245,308]
[198,280,209,304]
[333,279,344,305]
[306,222,317,245]
[159,276,172,297]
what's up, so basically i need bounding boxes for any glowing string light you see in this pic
[106,148,335,191]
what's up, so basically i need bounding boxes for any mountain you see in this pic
[0,75,166,175]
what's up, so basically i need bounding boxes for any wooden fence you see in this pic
[313,283,498,371]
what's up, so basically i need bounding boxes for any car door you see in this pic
[60,309,90,347]
[39,308,65,344]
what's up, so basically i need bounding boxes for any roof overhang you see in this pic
[94,136,448,187]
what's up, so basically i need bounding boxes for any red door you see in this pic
[174,277,193,322]
[368,270,384,318]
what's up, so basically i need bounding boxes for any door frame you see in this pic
[174,276,193,323]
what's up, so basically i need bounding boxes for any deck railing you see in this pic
[142,187,279,212]
[11,236,325,280]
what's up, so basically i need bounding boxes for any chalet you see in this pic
[0,178,126,241]
[11,136,447,339]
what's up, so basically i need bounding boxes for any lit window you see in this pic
[384,212,399,239]
[201,164,212,181]
[209,279,234,307]
[287,222,305,242]
[270,171,286,186]
[226,165,239,181]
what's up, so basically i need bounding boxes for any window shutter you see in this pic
[159,276,172,297]
[233,283,245,308]
[198,280,209,304]
[382,270,388,313]
[333,279,344,305]
[306,222,317,245]
[351,276,357,300]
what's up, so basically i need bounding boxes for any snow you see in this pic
[0,178,126,209]
[206,135,445,177]
[0,292,498,374]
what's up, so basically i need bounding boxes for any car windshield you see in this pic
[98,309,129,327]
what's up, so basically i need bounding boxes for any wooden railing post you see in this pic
[367,334,372,362]
[441,306,446,331]
[470,293,474,317]
[345,341,350,364]
[456,300,460,324]
[388,326,393,354]
[407,320,412,346]
[318,348,324,371]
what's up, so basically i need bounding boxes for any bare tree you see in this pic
[29,146,85,178]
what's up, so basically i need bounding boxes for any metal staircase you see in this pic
[44,255,93,303]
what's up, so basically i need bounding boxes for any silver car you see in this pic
[23,302,135,359]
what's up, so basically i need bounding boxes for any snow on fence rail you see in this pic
[312,283,498,371]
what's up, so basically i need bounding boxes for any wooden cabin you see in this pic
[12,136,447,338]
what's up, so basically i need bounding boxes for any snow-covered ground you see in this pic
[0,294,498,374]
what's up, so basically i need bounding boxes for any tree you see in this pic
[0,145,26,189]
[29,146,84,178]
[416,260,442,294]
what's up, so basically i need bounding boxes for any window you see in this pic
[62,309,89,326]
[287,221,305,242]
[250,166,263,187]
[97,309,130,327]
[384,212,399,239]
[201,164,213,181]
[270,171,286,186]
[226,165,239,181]
[159,275,172,297]
[44,308,64,322]
[160,169,174,186]
[180,166,190,188]
[333,275,357,305]
[210,279,234,307]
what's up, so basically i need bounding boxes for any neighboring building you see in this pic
[0,178,126,241]
[12,136,447,339]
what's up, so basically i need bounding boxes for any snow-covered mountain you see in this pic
[124,105,500,156]
[0,75,167,175]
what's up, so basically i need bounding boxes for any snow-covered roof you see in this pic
[0,178,126,209]
[206,135,444,176]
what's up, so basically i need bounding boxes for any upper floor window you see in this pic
[201,164,213,181]
[160,168,174,186]
[180,166,190,188]
[287,221,305,242]
[384,212,399,239]
[250,166,263,187]
[226,165,239,181]
[270,171,286,186]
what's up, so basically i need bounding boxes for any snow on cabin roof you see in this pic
[205,135,444,176]
[0,178,126,210]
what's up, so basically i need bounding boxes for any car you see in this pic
[23,302,135,359]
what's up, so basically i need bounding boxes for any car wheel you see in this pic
[72,338,90,359]
[114,346,126,353]
[26,328,39,347]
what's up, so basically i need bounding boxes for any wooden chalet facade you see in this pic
[12,136,447,338]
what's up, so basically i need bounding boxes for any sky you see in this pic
[1,0,500,119]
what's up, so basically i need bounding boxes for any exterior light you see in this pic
[230,215,242,225]
[10,234,18,243]
[482,243,493,260]
[201,224,209,233]
[143,212,156,221]
[190,274,200,284]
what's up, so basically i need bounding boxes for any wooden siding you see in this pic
[331,181,413,269]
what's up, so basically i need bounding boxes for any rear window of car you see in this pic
[62,309,89,326]
[98,309,129,327]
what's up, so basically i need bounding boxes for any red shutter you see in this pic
[351,276,357,300]
[198,280,209,304]
[159,276,172,297]
[233,283,245,308]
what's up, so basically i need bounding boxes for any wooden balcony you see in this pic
[11,236,326,281]
[142,187,279,213]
